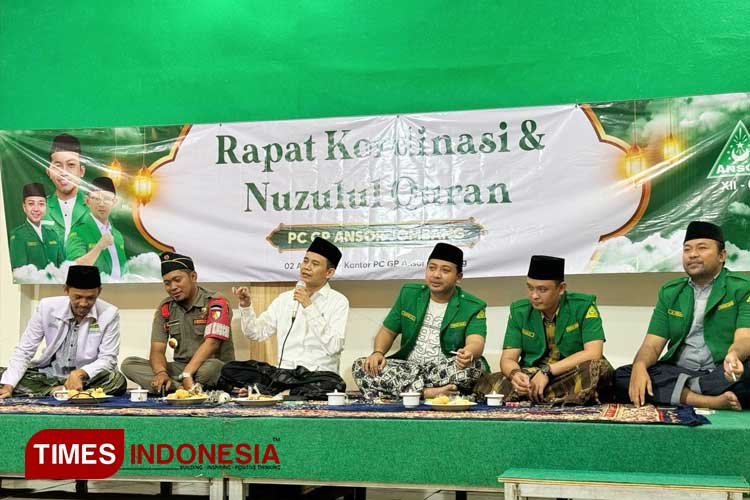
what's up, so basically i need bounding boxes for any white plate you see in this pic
[66,395,114,405]
[232,397,282,407]
[424,401,477,411]
[162,396,209,406]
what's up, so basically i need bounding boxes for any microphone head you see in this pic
[292,281,305,320]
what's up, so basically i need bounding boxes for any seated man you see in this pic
[0,265,127,398]
[352,242,487,399]
[66,176,128,280]
[615,221,750,410]
[121,253,235,394]
[10,183,64,271]
[220,237,349,399]
[475,255,613,404]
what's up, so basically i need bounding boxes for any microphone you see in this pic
[291,280,306,321]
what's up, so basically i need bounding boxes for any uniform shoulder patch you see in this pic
[476,308,487,319]
[205,297,231,341]
[207,295,229,306]
[585,305,599,319]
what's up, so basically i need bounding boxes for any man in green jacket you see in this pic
[352,242,487,399]
[615,221,750,410]
[476,255,613,404]
[9,183,64,271]
[66,177,128,280]
[43,133,89,243]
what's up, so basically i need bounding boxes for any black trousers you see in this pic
[219,360,345,400]
[614,360,750,408]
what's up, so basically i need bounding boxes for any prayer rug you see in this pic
[0,397,708,426]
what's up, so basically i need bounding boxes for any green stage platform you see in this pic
[0,410,748,490]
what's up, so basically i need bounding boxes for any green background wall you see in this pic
[1,1,748,131]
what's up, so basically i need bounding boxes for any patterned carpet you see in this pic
[0,397,709,425]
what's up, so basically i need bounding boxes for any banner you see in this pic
[2,92,750,284]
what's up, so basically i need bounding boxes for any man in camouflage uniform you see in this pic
[121,253,235,394]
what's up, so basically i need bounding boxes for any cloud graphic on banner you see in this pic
[137,107,643,281]
[592,231,750,273]
[728,201,750,218]
[640,93,750,141]
[591,232,683,273]
[12,262,71,284]
[11,253,161,284]
[119,252,162,283]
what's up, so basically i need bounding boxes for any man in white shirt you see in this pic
[220,237,349,399]
[65,177,128,280]
[0,265,127,398]
[42,133,90,243]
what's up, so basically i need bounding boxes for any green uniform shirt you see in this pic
[9,220,64,269]
[383,283,487,360]
[503,291,605,368]
[65,213,128,277]
[43,191,89,243]
[151,286,236,363]
[647,267,750,364]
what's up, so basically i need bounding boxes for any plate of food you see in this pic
[66,388,113,405]
[163,388,209,406]
[232,394,282,407]
[424,395,477,411]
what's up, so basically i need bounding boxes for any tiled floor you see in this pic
[0,479,506,500]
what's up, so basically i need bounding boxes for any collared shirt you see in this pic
[675,275,718,371]
[407,299,448,364]
[27,219,44,242]
[91,215,121,279]
[151,287,235,363]
[0,296,120,388]
[58,196,75,240]
[239,283,349,373]
[39,308,87,379]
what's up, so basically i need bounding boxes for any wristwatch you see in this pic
[539,364,551,377]
[178,371,193,381]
